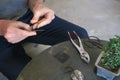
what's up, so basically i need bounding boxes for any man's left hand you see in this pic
[30,4,55,29]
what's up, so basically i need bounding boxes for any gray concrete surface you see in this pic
[0,72,8,80]
[45,0,120,40]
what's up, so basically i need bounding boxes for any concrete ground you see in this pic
[45,0,120,40]
[1,0,120,79]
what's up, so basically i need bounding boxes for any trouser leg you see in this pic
[0,37,31,80]
[26,16,89,45]
[18,9,89,45]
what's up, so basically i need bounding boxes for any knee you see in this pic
[77,27,89,39]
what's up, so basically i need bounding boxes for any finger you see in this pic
[27,31,37,36]
[31,12,41,24]
[32,23,38,29]
[37,12,54,28]
[17,22,32,31]
[45,11,55,21]
[23,30,37,37]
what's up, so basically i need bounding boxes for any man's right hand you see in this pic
[0,20,36,44]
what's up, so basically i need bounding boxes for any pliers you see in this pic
[68,31,90,63]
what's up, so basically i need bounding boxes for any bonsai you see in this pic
[95,36,120,80]
[101,36,120,70]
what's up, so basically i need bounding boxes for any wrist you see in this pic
[28,0,45,11]
[0,20,4,35]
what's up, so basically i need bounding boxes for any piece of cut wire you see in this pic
[84,36,103,49]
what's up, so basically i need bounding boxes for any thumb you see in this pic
[24,31,37,37]
[28,31,37,36]
[31,12,41,24]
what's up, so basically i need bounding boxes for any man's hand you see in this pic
[0,20,36,43]
[29,0,55,29]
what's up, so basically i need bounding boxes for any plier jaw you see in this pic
[80,51,90,63]
[68,31,90,63]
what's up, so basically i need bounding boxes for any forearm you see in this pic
[28,0,44,10]
[0,20,4,35]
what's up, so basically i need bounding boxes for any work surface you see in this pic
[17,39,120,80]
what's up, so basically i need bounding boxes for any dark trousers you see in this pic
[0,10,89,80]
